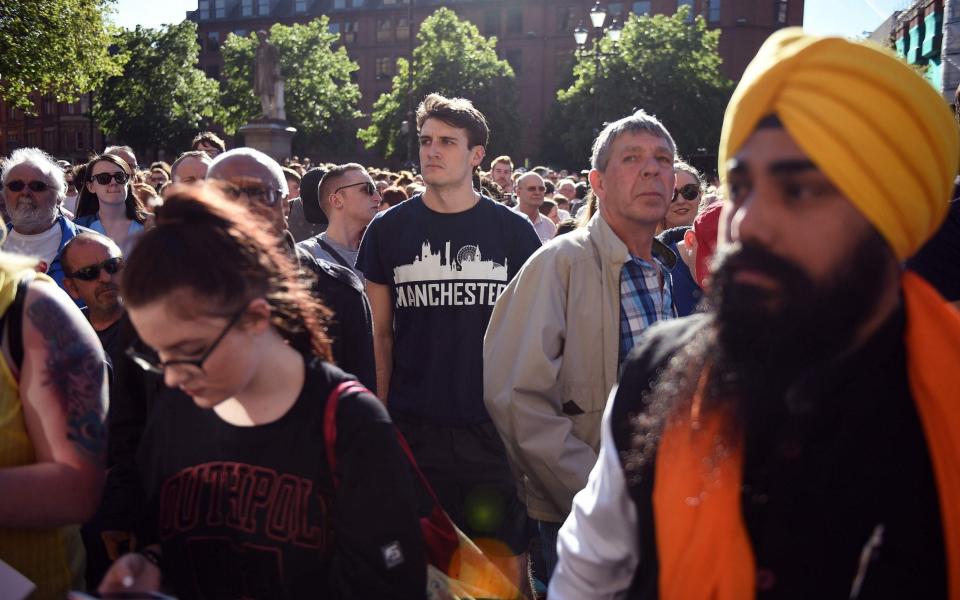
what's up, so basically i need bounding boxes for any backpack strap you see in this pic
[314,238,353,270]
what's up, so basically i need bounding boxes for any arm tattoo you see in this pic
[26,296,108,462]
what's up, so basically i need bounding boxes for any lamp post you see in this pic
[574,2,622,134]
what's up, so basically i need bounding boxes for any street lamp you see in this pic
[574,2,623,133]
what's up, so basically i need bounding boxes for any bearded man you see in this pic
[549,29,960,600]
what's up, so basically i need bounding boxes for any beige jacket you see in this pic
[484,213,655,523]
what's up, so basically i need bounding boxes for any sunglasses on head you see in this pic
[67,257,124,281]
[335,181,379,197]
[90,172,130,186]
[6,180,51,193]
[673,183,701,202]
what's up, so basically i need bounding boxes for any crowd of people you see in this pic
[0,27,958,600]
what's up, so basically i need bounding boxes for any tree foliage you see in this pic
[359,7,520,164]
[0,0,124,112]
[219,18,360,153]
[544,7,734,170]
[91,21,220,157]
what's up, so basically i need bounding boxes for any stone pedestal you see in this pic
[239,119,297,162]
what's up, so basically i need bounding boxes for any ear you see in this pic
[588,169,603,200]
[86,180,96,194]
[684,228,698,253]
[240,298,273,335]
[471,145,486,168]
[62,278,80,300]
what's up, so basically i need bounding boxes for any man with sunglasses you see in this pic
[62,233,125,361]
[514,171,556,243]
[299,163,379,282]
[484,110,678,583]
[0,148,95,292]
[207,148,376,392]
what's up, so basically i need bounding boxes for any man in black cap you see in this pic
[286,167,326,242]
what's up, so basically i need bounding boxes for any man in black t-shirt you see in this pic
[62,232,125,365]
[357,94,541,570]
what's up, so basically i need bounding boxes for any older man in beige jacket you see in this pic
[483,110,678,583]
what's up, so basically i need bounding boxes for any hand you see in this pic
[98,552,162,594]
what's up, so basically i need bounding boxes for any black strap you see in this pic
[7,272,35,373]
[314,238,352,269]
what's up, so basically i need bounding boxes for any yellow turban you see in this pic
[719,28,959,260]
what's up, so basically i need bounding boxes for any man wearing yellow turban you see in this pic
[549,28,960,600]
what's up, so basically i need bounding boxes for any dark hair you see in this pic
[490,155,513,170]
[555,218,580,236]
[317,163,365,212]
[544,180,555,195]
[281,167,301,184]
[121,184,332,361]
[380,186,408,208]
[415,93,489,149]
[538,198,558,217]
[478,175,504,202]
[150,161,171,177]
[191,131,226,153]
[76,153,149,224]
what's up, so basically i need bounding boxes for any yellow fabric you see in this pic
[718,28,960,260]
[0,268,83,600]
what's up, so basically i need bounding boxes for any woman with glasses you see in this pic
[75,154,152,248]
[663,160,703,230]
[97,185,425,599]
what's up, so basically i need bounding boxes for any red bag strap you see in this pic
[323,380,444,508]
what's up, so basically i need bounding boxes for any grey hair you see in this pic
[170,150,213,178]
[208,147,289,197]
[0,147,67,201]
[590,109,677,172]
[674,159,702,184]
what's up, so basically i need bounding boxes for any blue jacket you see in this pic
[6,215,94,292]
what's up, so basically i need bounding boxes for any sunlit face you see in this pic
[516,173,546,212]
[5,163,60,232]
[286,177,301,200]
[331,169,380,226]
[665,171,700,229]
[63,239,123,313]
[196,141,221,159]
[87,159,130,207]
[491,162,513,190]
[720,126,876,300]
[127,296,263,408]
[208,156,287,234]
[557,181,576,201]
[172,157,209,185]
[418,118,485,189]
[592,131,675,230]
[148,169,169,190]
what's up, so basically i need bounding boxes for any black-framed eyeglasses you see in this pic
[334,181,379,197]
[221,183,282,207]
[125,308,247,375]
[66,256,124,282]
[673,183,701,202]
[6,180,52,193]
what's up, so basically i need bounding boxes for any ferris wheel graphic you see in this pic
[456,245,480,266]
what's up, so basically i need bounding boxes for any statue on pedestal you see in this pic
[254,30,285,121]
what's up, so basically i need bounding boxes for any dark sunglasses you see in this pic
[221,184,282,207]
[90,172,130,185]
[673,183,701,202]
[6,180,52,193]
[334,181,379,196]
[67,257,124,281]
[126,307,246,375]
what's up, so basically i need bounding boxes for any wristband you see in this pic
[137,546,163,570]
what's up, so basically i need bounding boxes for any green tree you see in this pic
[219,18,360,154]
[359,7,520,163]
[0,0,123,112]
[544,6,733,170]
[91,21,220,157]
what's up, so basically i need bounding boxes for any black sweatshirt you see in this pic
[135,359,425,599]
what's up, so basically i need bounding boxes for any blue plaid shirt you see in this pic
[619,254,675,364]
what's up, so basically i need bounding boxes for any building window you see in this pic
[75,131,85,151]
[334,0,345,8]
[608,3,623,16]
[42,97,56,116]
[506,7,522,34]
[632,1,651,15]
[329,21,341,34]
[198,0,210,19]
[234,28,247,37]
[708,0,721,21]
[375,56,395,79]
[27,130,39,147]
[555,49,574,78]
[677,0,694,21]
[343,21,358,43]
[44,130,56,150]
[397,17,410,40]
[353,0,365,6]
[258,0,270,15]
[484,10,500,36]
[775,0,789,24]
[242,0,253,16]
[215,0,226,18]
[557,7,576,32]
[377,18,394,43]
[207,31,220,51]
[506,49,522,75]
[295,0,307,12]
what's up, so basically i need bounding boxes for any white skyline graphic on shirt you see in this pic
[393,241,508,283]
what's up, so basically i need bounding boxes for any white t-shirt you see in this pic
[63,193,80,217]
[5,222,62,266]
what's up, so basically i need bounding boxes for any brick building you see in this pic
[888,0,960,101]
[189,0,802,162]
[0,0,803,163]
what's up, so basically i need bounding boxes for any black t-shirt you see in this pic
[357,194,541,425]
[135,359,425,599]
